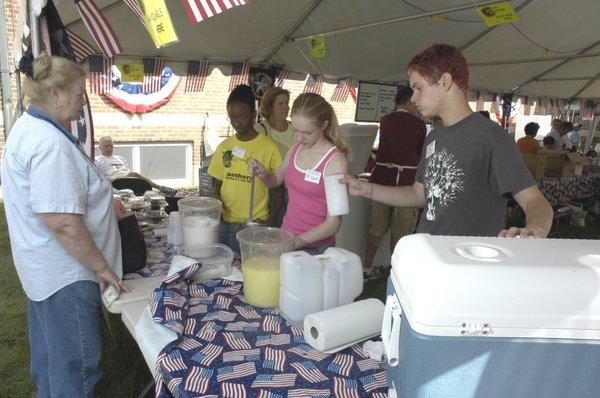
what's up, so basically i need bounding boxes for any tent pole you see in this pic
[0,0,14,137]
[290,0,515,42]
[568,70,600,102]
[584,112,599,152]
[29,0,41,57]
[262,0,323,63]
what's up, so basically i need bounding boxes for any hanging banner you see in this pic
[120,62,144,83]
[477,2,520,27]
[310,36,326,58]
[141,0,179,48]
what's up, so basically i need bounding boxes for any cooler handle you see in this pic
[382,294,402,367]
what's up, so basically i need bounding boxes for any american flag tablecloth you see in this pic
[538,175,600,207]
[149,264,388,397]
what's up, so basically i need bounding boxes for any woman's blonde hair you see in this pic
[22,53,86,102]
[258,87,290,119]
[291,93,348,153]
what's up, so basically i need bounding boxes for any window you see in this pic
[95,142,193,186]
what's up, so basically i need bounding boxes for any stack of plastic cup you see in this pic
[167,211,183,246]
[324,173,350,216]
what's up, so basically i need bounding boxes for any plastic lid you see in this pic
[178,196,222,212]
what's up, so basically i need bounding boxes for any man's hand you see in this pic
[340,174,369,197]
[498,226,545,238]
[96,266,133,293]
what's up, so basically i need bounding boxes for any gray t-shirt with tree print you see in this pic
[415,113,535,236]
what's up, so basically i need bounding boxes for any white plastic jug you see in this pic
[279,248,363,327]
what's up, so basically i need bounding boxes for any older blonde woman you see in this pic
[2,53,129,397]
[255,87,296,226]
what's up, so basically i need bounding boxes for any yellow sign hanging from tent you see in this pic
[120,62,144,83]
[310,36,326,58]
[477,2,520,27]
[140,0,179,48]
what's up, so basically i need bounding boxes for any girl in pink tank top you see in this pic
[248,93,349,253]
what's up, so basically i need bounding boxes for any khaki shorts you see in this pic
[369,201,420,241]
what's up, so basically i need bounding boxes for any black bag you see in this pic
[118,214,147,274]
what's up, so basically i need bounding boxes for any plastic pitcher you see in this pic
[279,248,363,327]
[236,227,294,308]
[178,197,221,256]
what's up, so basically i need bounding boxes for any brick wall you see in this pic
[0,0,21,148]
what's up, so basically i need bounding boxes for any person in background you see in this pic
[249,93,348,254]
[559,121,575,149]
[546,119,563,149]
[255,87,296,226]
[363,85,426,280]
[208,85,282,253]
[1,53,130,397]
[344,44,553,238]
[517,122,540,154]
[569,123,582,149]
[95,136,178,195]
[542,135,557,150]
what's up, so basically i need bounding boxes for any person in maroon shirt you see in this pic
[364,85,426,279]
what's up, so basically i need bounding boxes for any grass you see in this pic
[1,199,599,397]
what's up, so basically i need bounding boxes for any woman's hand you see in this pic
[247,158,268,179]
[341,174,370,197]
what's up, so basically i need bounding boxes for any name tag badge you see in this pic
[232,146,246,159]
[426,140,436,159]
[304,169,322,184]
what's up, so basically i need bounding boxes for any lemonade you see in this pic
[242,257,281,308]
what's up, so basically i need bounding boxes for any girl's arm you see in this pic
[248,146,292,188]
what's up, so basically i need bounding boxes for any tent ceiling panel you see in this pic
[468,60,561,93]
[542,57,600,79]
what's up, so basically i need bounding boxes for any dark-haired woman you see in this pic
[208,85,282,253]
[2,53,129,396]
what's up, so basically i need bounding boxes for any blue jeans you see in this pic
[28,281,102,398]
[219,221,245,254]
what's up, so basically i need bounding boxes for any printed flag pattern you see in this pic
[74,0,123,57]
[183,0,251,24]
[149,263,387,397]
[580,99,597,121]
[185,60,211,93]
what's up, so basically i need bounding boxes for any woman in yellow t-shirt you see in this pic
[208,85,282,253]
[255,87,297,227]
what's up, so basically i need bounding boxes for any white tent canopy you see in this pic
[56,0,600,99]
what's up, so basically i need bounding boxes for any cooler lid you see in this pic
[390,234,600,340]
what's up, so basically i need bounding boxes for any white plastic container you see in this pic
[324,174,349,216]
[185,244,233,282]
[178,197,221,256]
[279,247,363,327]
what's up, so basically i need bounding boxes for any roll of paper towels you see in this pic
[304,298,385,353]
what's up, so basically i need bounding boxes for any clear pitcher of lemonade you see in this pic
[236,227,294,308]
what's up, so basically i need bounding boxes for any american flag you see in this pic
[215,284,242,295]
[222,348,261,363]
[185,60,210,93]
[188,303,208,316]
[184,317,197,335]
[201,310,237,322]
[191,343,222,366]
[198,321,223,341]
[229,61,250,91]
[123,0,145,24]
[288,389,331,398]
[225,321,261,332]
[371,393,388,398]
[189,283,208,298]
[215,295,233,310]
[143,57,166,94]
[64,28,97,62]
[165,307,183,321]
[255,333,290,347]
[359,372,388,393]
[251,373,297,388]
[182,0,251,24]
[89,53,112,94]
[70,92,94,157]
[331,77,352,102]
[164,292,186,307]
[333,377,360,398]
[262,315,282,333]
[263,347,286,372]
[303,74,324,94]
[74,0,122,57]
[217,362,257,382]
[179,337,203,351]
[580,99,597,121]
[288,344,329,361]
[258,390,284,398]
[159,349,187,372]
[291,361,328,383]
[223,332,252,350]
[274,67,291,88]
[349,85,357,103]
[221,382,247,398]
[356,358,381,372]
[167,377,182,392]
[327,354,354,377]
[235,305,261,319]
[183,366,213,394]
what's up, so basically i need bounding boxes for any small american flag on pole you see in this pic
[580,99,597,121]
[65,28,97,62]
[331,77,352,102]
[274,67,291,88]
[123,0,145,24]
[185,60,210,93]
[74,0,122,58]
[182,0,252,24]
[229,61,250,91]
[142,57,166,94]
[303,74,323,95]
[89,53,112,94]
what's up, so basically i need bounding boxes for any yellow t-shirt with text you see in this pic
[208,134,282,223]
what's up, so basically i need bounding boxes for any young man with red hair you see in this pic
[346,44,552,238]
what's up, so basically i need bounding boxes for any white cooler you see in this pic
[382,233,600,398]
